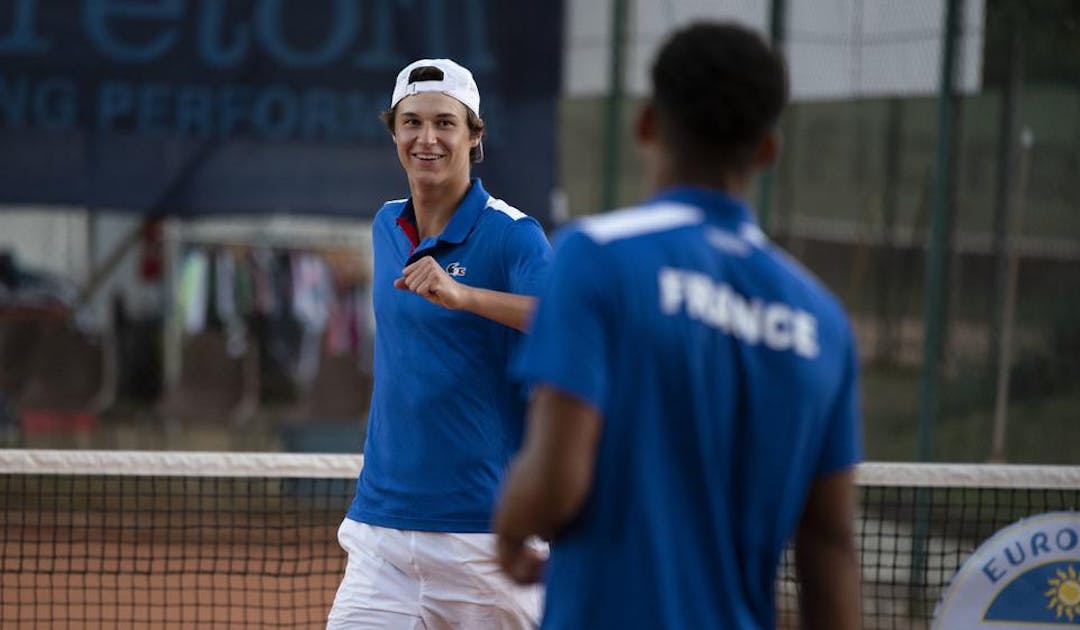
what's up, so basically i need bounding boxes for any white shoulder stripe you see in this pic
[487,197,527,220]
[578,203,703,244]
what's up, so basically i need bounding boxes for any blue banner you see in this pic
[0,0,563,222]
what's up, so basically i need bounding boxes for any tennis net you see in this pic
[1,450,1078,629]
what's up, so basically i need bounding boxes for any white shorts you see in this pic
[326,518,544,629]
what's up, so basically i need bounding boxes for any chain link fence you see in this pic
[561,0,1080,465]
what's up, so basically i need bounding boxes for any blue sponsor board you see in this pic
[934,512,1080,628]
[0,0,563,220]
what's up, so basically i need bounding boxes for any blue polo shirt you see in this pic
[514,187,862,629]
[347,178,552,532]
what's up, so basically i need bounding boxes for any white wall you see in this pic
[565,0,984,100]
[0,208,155,327]
[0,207,90,283]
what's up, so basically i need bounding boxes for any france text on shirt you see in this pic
[658,266,819,359]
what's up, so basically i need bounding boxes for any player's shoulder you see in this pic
[569,201,704,246]
[478,196,543,235]
[483,196,529,221]
[476,196,548,251]
[374,198,409,221]
[369,199,409,242]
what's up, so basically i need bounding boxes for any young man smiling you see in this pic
[326,59,552,629]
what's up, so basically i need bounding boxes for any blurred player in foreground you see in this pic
[494,21,862,630]
[327,58,551,629]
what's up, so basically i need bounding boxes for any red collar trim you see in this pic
[396,216,420,254]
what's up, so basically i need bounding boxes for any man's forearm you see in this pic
[460,287,536,332]
[495,388,603,542]
[795,468,860,629]
[495,450,573,543]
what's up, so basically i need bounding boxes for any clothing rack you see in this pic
[161,216,372,402]
[172,215,372,251]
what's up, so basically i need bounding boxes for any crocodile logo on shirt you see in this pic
[446,262,467,277]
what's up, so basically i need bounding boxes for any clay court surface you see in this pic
[2,516,345,628]
[1,478,350,629]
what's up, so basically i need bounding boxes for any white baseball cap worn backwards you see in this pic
[390,58,481,117]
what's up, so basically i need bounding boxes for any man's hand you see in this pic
[393,255,538,331]
[394,256,470,310]
[494,387,603,585]
[496,535,546,585]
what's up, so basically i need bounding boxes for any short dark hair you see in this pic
[651,22,788,174]
[380,66,486,163]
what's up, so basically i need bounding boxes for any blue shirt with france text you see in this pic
[514,187,862,629]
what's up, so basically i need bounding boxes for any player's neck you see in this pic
[652,159,750,198]
[409,175,472,240]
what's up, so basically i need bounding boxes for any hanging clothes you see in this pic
[291,253,332,388]
[250,247,278,317]
[215,249,248,358]
[177,249,209,336]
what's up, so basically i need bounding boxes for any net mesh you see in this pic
[0,451,359,630]
[779,464,1080,629]
[1,451,1077,629]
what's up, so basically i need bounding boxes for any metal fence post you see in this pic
[600,0,629,213]
[911,0,962,612]
[758,0,787,233]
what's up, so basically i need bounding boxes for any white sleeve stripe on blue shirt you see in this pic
[487,197,527,220]
[739,223,767,246]
[578,203,703,244]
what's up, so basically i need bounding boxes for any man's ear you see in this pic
[752,130,782,169]
[635,101,657,145]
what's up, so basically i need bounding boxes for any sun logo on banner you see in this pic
[1046,565,1080,622]
[932,512,1080,629]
